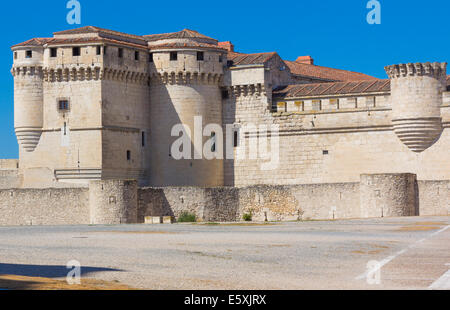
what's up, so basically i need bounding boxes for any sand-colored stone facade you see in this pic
[1,26,449,225]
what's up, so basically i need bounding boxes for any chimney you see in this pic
[296,56,314,65]
[218,41,234,52]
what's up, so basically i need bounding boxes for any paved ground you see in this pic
[0,216,449,290]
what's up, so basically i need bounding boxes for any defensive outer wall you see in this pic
[0,174,448,226]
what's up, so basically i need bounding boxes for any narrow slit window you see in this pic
[96,46,101,55]
[14,52,17,59]
[142,132,145,147]
[233,130,239,147]
[118,48,123,58]
[135,51,139,61]
[149,53,153,62]
[127,150,131,161]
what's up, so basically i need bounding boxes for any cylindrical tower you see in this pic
[11,46,44,152]
[385,62,447,152]
[147,31,227,186]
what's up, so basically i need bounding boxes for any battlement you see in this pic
[150,71,223,85]
[385,62,447,80]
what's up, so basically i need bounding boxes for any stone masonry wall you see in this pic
[0,187,89,226]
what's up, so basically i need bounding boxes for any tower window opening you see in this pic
[96,46,101,55]
[58,100,70,112]
[50,48,57,58]
[127,150,131,161]
[233,130,239,147]
[149,53,153,62]
[104,46,108,55]
[64,122,67,135]
[72,47,81,57]
[170,52,177,61]
[135,51,140,61]
[25,50,32,58]
[211,132,216,153]
[197,51,204,61]
[118,48,123,58]
[323,150,329,155]
[221,90,229,100]
[142,132,146,147]
[219,55,223,63]
[14,52,17,59]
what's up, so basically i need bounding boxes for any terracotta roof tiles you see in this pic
[273,80,390,98]
[227,51,277,66]
[285,60,378,82]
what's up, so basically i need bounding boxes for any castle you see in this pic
[0,26,449,225]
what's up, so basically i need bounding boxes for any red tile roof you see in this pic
[227,51,278,65]
[144,29,216,42]
[12,37,148,49]
[285,60,378,82]
[53,26,146,41]
[273,80,390,98]
[149,41,226,51]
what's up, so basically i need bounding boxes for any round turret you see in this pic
[11,46,44,152]
[147,30,227,186]
[385,62,447,152]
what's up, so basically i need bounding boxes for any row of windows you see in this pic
[15,48,222,63]
[274,97,378,112]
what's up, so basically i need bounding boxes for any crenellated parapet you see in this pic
[228,83,266,98]
[12,66,150,85]
[385,62,447,81]
[11,66,44,79]
[150,71,223,85]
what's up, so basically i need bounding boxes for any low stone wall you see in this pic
[417,180,450,216]
[0,170,22,189]
[139,183,361,222]
[0,188,89,226]
[0,174,447,226]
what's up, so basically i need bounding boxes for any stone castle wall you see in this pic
[0,174,447,226]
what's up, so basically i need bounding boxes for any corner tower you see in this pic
[11,42,44,152]
[146,30,227,186]
[385,62,447,152]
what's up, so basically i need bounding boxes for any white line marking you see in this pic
[429,267,450,290]
[356,225,450,281]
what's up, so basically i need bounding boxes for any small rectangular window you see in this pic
[127,150,131,161]
[96,46,101,55]
[50,48,57,57]
[323,150,329,155]
[170,52,177,61]
[219,55,223,63]
[118,48,123,58]
[58,100,70,111]
[149,53,153,62]
[221,90,229,100]
[14,52,17,59]
[26,50,32,58]
[142,132,146,147]
[135,51,139,61]
[72,47,81,57]
[197,51,204,61]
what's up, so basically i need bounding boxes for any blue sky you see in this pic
[0,0,448,158]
